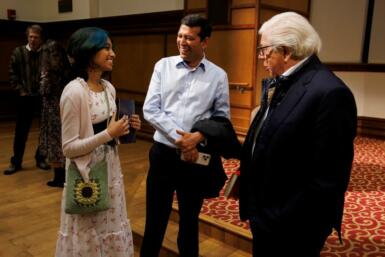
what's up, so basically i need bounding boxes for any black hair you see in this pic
[181,14,212,41]
[67,27,110,81]
[40,40,72,95]
[41,40,71,78]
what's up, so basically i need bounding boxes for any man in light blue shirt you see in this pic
[141,14,230,257]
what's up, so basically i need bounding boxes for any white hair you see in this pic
[259,12,321,59]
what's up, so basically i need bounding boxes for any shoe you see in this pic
[47,180,64,188]
[4,164,22,175]
[36,161,51,170]
[47,167,65,188]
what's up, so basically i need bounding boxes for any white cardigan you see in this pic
[60,77,114,181]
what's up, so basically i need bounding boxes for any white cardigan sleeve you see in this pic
[60,82,113,159]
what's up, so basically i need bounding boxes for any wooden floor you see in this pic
[0,120,252,257]
[0,120,151,257]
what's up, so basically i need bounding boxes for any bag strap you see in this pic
[102,85,111,157]
[103,85,110,127]
[69,84,111,176]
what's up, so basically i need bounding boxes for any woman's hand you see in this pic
[129,114,141,130]
[107,112,129,138]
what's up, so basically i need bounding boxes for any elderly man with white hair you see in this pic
[239,12,357,257]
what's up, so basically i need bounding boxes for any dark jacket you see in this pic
[191,116,241,198]
[9,45,42,96]
[239,55,357,238]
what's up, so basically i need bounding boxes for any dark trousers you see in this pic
[140,142,204,257]
[249,215,332,257]
[10,95,44,166]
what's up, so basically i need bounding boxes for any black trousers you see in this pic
[249,215,332,257]
[10,95,44,166]
[140,142,204,257]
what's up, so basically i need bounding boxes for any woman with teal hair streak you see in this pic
[54,27,140,257]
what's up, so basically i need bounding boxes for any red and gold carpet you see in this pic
[199,137,385,256]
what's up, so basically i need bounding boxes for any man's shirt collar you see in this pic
[26,44,41,52]
[176,55,206,72]
[282,56,309,77]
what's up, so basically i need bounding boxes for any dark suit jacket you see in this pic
[239,55,357,238]
[190,116,241,198]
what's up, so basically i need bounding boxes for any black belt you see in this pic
[93,119,116,147]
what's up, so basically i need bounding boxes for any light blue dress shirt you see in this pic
[143,55,230,148]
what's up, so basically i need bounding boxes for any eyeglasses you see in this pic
[256,45,277,58]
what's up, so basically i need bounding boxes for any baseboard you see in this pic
[357,116,385,139]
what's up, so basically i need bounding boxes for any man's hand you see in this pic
[175,130,204,162]
[181,148,199,163]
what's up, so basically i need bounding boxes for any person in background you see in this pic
[4,24,50,175]
[141,14,236,257]
[54,27,140,257]
[39,39,71,187]
[239,12,357,257]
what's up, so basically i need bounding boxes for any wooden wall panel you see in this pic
[231,107,251,134]
[0,20,30,85]
[231,8,256,25]
[205,28,256,135]
[230,88,253,133]
[230,89,252,109]
[357,116,385,139]
[0,39,17,86]
[232,0,256,5]
[0,37,25,88]
[186,0,206,9]
[112,34,165,96]
[206,29,254,86]
[259,8,280,24]
[166,33,179,56]
[261,0,309,13]
[0,21,32,120]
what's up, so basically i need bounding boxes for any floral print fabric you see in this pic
[55,90,134,257]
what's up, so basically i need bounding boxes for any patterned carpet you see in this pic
[200,137,385,256]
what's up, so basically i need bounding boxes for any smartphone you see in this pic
[181,152,211,166]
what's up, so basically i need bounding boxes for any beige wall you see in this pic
[337,72,385,119]
[310,0,385,119]
[41,0,91,22]
[0,0,91,21]
[0,0,183,22]
[310,0,367,63]
[98,0,183,17]
[311,0,385,64]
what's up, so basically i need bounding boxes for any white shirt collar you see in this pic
[282,56,309,77]
[25,44,41,52]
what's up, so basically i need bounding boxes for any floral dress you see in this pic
[39,40,71,166]
[55,87,134,257]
